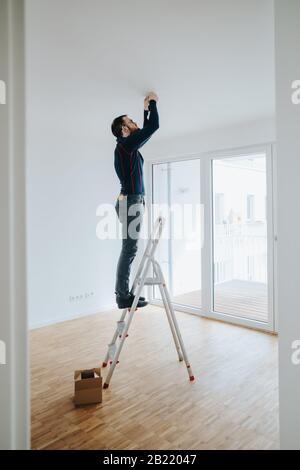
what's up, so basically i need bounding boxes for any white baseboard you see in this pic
[29,303,116,330]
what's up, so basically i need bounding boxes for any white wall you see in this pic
[0,0,29,450]
[25,0,275,328]
[274,0,300,450]
[25,1,122,328]
[145,117,275,162]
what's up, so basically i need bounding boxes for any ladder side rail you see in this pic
[104,251,155,388]
[102,308,128,367]
[130,216,163,295]
[103,219,163,370]
[154,261,195,381]
[153,261,184,362]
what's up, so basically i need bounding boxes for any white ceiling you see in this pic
[26,0,275,140]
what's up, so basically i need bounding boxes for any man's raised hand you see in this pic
[144,95,150,110]
[147,91,158,102]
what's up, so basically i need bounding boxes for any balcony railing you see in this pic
[214,222,267,284]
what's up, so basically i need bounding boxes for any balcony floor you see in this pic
[171,279,268,323]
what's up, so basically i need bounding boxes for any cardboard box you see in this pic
[74,368,102,406]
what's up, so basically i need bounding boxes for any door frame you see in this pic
[0,0,29,449]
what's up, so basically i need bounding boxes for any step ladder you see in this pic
[102,215,195,389]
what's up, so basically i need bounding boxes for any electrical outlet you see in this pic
[69,291,95,302]
[0,340,6,365]
[0,80,6,105]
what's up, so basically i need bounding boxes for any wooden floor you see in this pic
[172,279,268,322]
[31,305,279,450]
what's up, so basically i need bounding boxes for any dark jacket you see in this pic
[114,99,159,195]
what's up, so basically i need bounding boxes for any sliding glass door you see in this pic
[212,153,270,324]
[150,145,275,331]
[152,159,202,309]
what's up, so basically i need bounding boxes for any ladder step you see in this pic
[143,277,163,285]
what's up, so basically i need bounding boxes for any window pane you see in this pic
[170,160,202,308]
[152,160,202,308]
[212,154,268,322]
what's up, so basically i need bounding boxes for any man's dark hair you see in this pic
[111,114,126,138]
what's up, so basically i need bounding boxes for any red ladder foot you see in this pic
[103,383,109,389]
[102,362,107,368]
[189,375,195,381]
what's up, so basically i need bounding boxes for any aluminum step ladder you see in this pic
[102,215,195,389]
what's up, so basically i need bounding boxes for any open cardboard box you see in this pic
[74,368,102,406]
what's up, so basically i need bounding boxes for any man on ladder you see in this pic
[111,91,160,309]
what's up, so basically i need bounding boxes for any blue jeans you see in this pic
[115,194,145,299]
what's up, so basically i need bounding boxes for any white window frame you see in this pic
[145,142,277,333]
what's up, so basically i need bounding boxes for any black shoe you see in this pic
[129,292,146,302]
[117,295,148,309]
